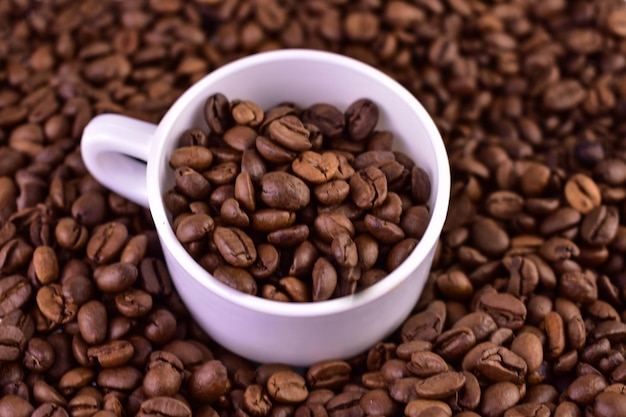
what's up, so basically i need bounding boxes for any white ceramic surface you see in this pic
[81,49,450,366]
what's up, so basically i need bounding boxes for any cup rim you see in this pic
[147,49,450,318]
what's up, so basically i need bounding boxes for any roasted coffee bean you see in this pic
[266,371,308,404]
[306,360,351,390]
[212,265,257,295]
[241,148,267,182]
[260,172,310,211]
[580,205,619,246]
[77,300,107,345]
[350,166,388,209]
[87,340,134,368]
[86,222,128,264]
[137,396,191,417]
[0,394,34,417]
[345,99,379,141]
[36,284,78,325]
[114,288,153,318]
[189,360,230,403]
[212,227,257,268]
[94,262,138,293]
[0,324,25,361]
[311,257,337,302]
[462,342,527,384]
[0,274,32,315]
[476,291,527,330]
[205,93,232,136]
[268,116,312,152]
[414,371,466,399]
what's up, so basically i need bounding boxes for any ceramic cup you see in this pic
[81,49,450,366]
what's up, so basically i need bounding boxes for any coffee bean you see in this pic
[350,166,388,209]
[301,104,345,139]
[170,146,214,171]
[187,360,230,404]
[212,227,257,268]
[292,151,339,184]
[86,222,128,264]
[266,371,308,404]
[476,291,527,330]
[580,205,619,246]
[260,172,310,211]
[137,396,191,417]
[306,360,351,390]
[114,288,153,318]
[77,300,108,345]
[212,265,257,295]
[0,274,32,315]
[480,382,521,417]
[204,93,232,136]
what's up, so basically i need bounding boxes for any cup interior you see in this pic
[148,49,450,316]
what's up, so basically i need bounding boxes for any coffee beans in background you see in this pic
[165,94,432,301]
[2,0,626,416]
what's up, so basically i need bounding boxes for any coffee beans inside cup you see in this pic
[164,94,432,301]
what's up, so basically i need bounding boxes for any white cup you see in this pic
[81,49,450,366]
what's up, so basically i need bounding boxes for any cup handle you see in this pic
[81,114,158,208]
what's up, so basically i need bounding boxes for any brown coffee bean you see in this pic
[139,258,173,297]
[580,205,619,246]
[564,173,601,214]
[212,265,257,295]
[0,238,33,274]
[170,146,214,171]
[93,262,138,294]
[36,284,77,325]
[434,327,476,361]
[260,172,310,211]
[301,103,345,139]
[414,371,466,400]
[175,166,211,199]
[313,180,350,205]
[407,351,448,377]
[359,389,397,416]
[0,274,32,316]
[114,288,153,318]
[462,342,527,384]
[205,93,232,136]
[350,166,388,209]
[404,400,451,417]
[0,324,25,362]
[0,394,34,417]
[266,224,309,247]
[562,374,608,405]
[311,257,337,302]
[510,332,543,373]
[77,300,107,345]
[345,98,379,141]
[480,382,522,417]
[223,125,258,151]
[268,116,312,152]
[386,238,417,271]
[86,222,128,264]
[402,301,446,343]
[31,245,59,285]
[292,151,339,184]
[543,311,566,359]
[87,340,134,368]
[137,396,191,417]
[364,214,405,244]
[267,371,308,404]
[306,360,351,390]
[212,226,257,268]
[476,291,527,330]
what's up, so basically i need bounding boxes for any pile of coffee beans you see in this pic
[165,94,431,301]
[2,0,626,416]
